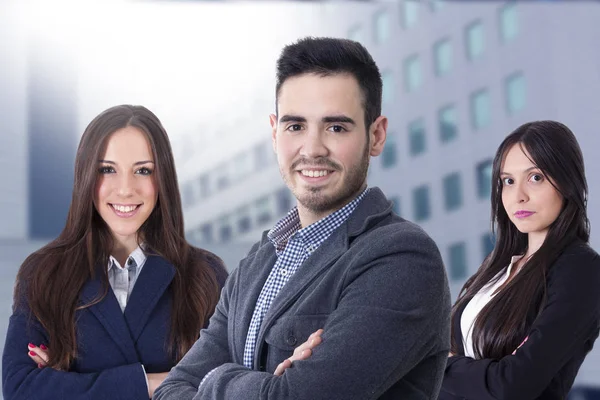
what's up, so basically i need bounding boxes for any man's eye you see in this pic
[328,125,346,133]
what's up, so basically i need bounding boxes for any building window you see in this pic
[276,187,293,215]
[391,196,401,216]
[404,54,422,92]
[476,159,493,199]
[348,25,364,43]
[381,132,397,168]
[433,38,452,77]
[470,88,490,130]
[235,207,252,235]
[505,72,526,115]
[443,172,463,211]
[218,216,232,243]
[402,0,419,29]
[374,9,390,44]
[255,196,272,225]
[431,0,445,12]
[448,242,468,281]
[439,104,458,143]
[215,163,230,191]
[481,232,495,260]
[409,118,426,156]
[382,70,394,105]
[412,185,431,222]
[465,20,484,61]
[199,223,213,243]
[499,2,518,43]
[198,173,210,199]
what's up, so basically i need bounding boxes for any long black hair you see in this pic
[451,120,590,359]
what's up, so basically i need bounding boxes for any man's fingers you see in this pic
[274,359,292,376]
[293,334,323,357]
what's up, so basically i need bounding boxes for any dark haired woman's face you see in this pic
[500,144,563,241]
[93,126,158,244]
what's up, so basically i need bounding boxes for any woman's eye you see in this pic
[136,167,153,175]
[98,166,115,174]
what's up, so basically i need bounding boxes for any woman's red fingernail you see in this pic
[29,351,37,356]
[40,344,47,350]
[28,343,35,348]
[38,363,43,368]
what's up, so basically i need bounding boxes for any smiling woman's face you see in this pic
[94,126,158,244]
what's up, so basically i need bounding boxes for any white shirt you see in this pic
[107,246,147,312]
[461,255,524,358]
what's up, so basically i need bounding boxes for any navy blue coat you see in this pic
[2,253,227,400]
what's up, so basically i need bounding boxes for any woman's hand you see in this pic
[274,329,323,376]
[512,336,529,355]
[27,343,49,369]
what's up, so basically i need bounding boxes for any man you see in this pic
[154,37,450,400]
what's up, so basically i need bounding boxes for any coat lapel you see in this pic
[233,243,277,362]
[124,255,175,342]
[79,271,139,363]
[253,187,393,363]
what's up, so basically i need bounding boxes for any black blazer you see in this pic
[440,241,600,400]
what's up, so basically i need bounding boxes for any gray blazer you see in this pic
[154,187,451,400]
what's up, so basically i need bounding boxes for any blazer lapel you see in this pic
[233,244,277,362]
[124,255,175,342]
[254,229,348,361]
[252,187,393,364]
[79,271,139,363]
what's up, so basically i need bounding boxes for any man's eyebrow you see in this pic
[322,115,356,125]
[279,115,307,123]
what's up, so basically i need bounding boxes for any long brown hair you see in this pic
[14,105,223,370]
[451,120,590,359]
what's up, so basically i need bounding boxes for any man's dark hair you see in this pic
[275,37,383,131]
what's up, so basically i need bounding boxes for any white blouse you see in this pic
[460,255,524,358]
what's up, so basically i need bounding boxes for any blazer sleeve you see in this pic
[442,249,600,400]
[153,248,240,400]
[156,228,450,400]
[2,305,149,400]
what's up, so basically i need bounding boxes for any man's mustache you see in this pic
[290,158,341,171]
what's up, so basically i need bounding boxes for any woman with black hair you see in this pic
[440,120,600,399]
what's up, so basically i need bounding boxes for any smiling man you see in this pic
[154,37,451,400]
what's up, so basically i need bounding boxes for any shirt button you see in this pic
[280,269,288,276]
[307,244,316,253]
[127,258,134,266]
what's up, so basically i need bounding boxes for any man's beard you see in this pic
[281,144,370,215]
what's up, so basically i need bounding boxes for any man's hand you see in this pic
[148,372,170,398]
[274,329,323,376]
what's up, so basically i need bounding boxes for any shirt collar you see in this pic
[507,254,525,276]
[268,187,370,254]
[108,245,147,271]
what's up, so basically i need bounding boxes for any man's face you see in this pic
[271,73,385,220]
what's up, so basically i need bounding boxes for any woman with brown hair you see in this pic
[440,120,600,399]
[2,105,227,399]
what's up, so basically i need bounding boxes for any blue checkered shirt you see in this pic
[242,188,369,369]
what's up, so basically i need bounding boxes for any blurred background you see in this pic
[1,0,599,397]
